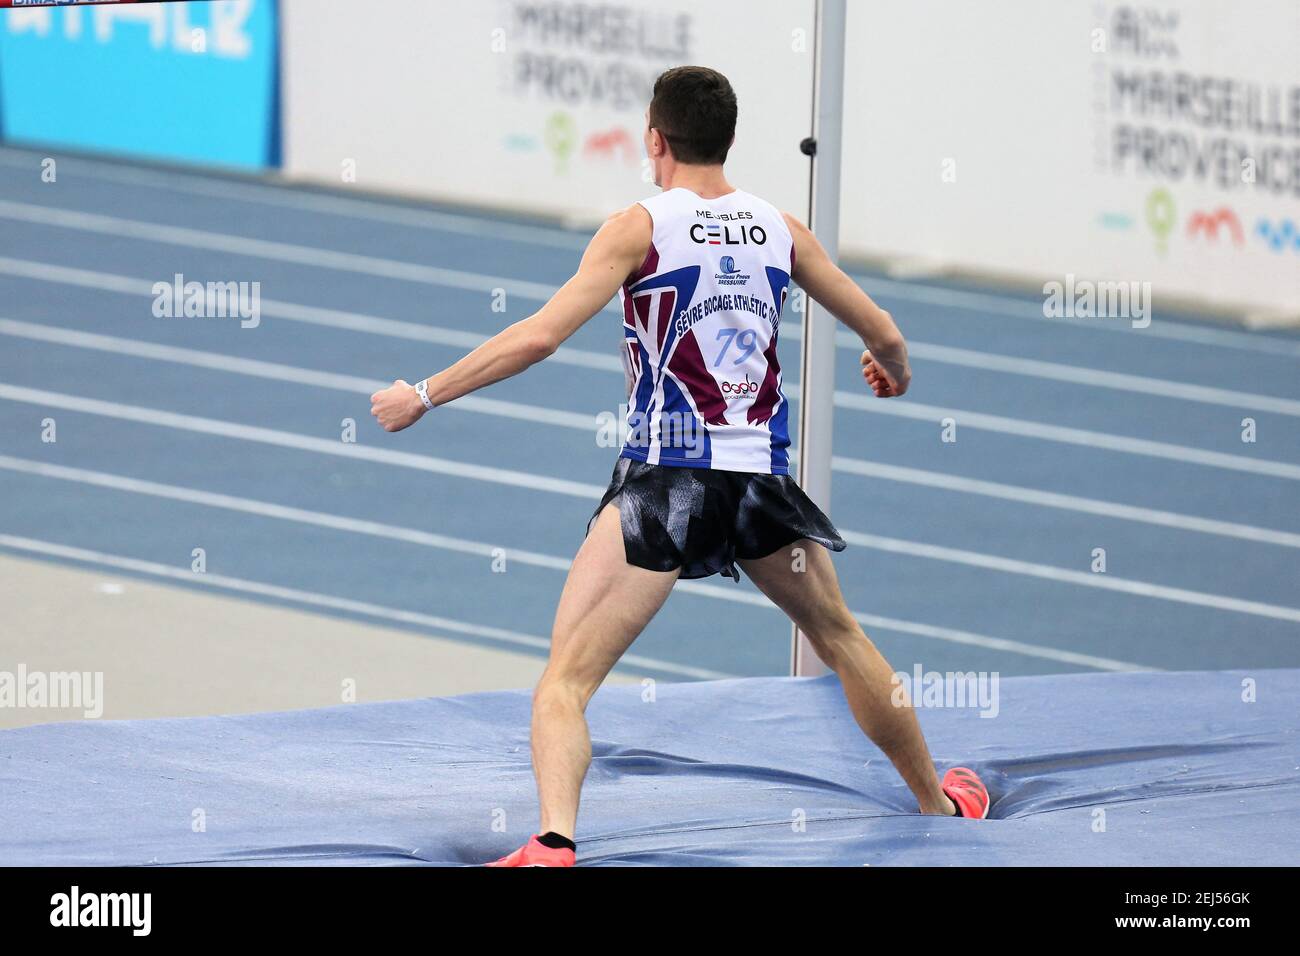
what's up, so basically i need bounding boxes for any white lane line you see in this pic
[834,609,1142,671]
[0,318,600,431]
[1,147,1295,360]
[0,454,571,572]
[854,275,1300,359]
[1,384,1294,627]
[0,532,726,681]
[0,148,591,250]
[0,257,620,371]
[829,331,1300,418]
[5,319,1299,548]
[834,391,1300,481]
[830,457,1300,550]
[0,382,606,500]
[0,460,1145,671]
[8,252,1297,415]
[841,530,1300,624]
[4,257,1297,480]
[0,199,570,305]
[9,208,1300,388]
[256,296,622,371]
[8,250,1300,416]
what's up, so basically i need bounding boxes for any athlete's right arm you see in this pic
[782,212,911,398]
[369,205,652,432]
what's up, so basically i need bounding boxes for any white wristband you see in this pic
[414,379,435,410]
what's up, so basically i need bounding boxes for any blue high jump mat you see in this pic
[1,669,1296,866]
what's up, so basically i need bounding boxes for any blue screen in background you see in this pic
[0,0,278,170]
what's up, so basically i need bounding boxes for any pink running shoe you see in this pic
[485,835,576,867]
[942,767,991,819]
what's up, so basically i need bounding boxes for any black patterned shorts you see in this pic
[587,458,847,581]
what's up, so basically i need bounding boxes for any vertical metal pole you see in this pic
[792,0,846,677]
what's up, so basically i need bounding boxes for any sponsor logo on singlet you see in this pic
[715,255,750,286]
[720,371,761,398]
[689,222,768,246]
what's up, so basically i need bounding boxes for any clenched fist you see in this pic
[370,379,426,432]
[861,349,910,398]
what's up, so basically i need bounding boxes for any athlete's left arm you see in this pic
[370,205,652,432]
[782,211,910,398]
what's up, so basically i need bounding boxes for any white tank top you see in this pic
[618,187,794,475]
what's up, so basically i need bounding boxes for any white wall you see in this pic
[840,0,1300,318]
[282,0,815,224]
[281,0,1299,317]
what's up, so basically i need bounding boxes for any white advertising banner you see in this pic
[840,0,1300,319]
[282,0,814,227]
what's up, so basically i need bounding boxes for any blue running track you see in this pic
[2,147,1298,682]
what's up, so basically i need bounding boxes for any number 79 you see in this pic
[714,327,758,366]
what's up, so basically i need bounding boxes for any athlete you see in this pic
[370,66,989,867]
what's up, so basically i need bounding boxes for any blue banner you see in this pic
[0,0,278,169]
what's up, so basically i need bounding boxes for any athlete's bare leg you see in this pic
[532,503,680,839]
[738,541,956,816]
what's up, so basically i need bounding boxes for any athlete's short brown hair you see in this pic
[648,66,738,166]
